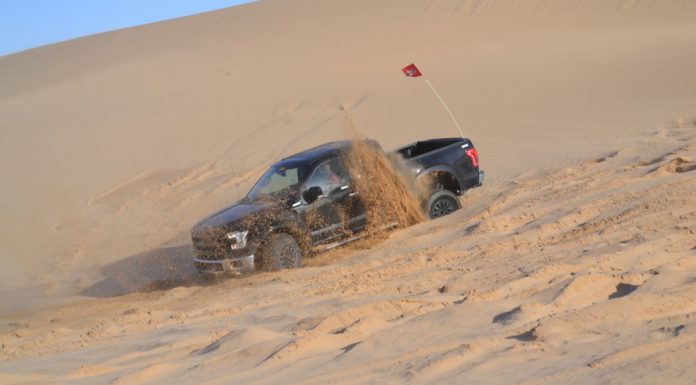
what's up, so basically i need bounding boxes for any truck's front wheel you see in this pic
[257,233,302,271]
[426,189,461,219]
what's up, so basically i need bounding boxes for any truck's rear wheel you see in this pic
[427,189,461,219]
[257,233,301,271]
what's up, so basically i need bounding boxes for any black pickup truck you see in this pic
[191,137,483,274]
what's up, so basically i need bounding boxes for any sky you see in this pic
[0,0,255,56]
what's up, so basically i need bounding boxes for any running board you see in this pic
[318,222,398,251]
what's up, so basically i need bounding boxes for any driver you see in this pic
[318,162,341,193]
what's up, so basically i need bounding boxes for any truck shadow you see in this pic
[81,245,214,297]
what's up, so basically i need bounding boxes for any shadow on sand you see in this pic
[81,245,215,297]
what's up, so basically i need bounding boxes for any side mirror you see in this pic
[302,186,323,204]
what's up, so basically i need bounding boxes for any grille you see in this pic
[193,260,224,272]
[191,229,229,261]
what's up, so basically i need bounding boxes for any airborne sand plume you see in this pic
[2,0,696,384]
[345,120,426,230]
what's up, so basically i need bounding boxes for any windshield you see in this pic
[246,164,308,202]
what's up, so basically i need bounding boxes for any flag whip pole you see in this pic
[402,63,465,138]
[422,77,465,138]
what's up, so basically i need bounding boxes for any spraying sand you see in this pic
[345,121,426,231]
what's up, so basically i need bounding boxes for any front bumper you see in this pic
[193,254,255,275]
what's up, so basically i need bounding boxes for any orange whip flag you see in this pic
[401,62,464,138]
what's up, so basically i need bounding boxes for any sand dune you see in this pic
[3,119,696,384]
[1,0,696,384]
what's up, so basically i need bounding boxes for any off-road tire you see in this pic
[426,189,461,219]
[257,233,302,271]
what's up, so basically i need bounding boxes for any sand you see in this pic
[1,0,696,384]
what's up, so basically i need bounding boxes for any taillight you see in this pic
[466,148,479,168]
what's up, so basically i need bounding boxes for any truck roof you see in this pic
[278,140,352,166]
[276,138,383,168]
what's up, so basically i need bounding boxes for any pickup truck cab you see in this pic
[191,137,483,275]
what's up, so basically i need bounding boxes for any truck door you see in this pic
[298,157,362,245]
[334,156,367,233]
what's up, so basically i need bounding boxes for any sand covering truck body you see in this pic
[191,137,483,274]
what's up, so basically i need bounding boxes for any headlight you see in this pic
[226,230,249,250]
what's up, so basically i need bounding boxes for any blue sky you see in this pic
[0,0,255,56]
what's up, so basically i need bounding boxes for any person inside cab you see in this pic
[308,158,349,197]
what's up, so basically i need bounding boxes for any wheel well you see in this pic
[420,171,461,195]
[263,227,310,254]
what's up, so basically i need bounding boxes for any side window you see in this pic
[263,167,298,192]
[304,158,349,197]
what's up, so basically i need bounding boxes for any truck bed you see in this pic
[395,138,464,160]
[393,137,483,195]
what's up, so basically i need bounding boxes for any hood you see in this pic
[193,200,275,231]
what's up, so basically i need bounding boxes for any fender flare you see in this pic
[415,164,462,193]
[265,221,311,253]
